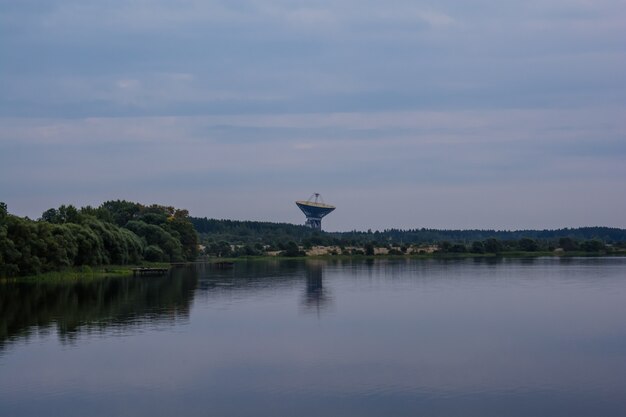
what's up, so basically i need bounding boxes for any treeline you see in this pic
[191,217,626,257]
[417,237,609,254]
[1,201,198,277]
[191,217,318,244]
[340,227,626,244]
[191,217,626,246]
[192,217,317,257]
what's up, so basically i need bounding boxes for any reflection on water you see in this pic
[302,260,332,315]
[0,260,336,350]
[1,257,626,417]
[0,268,197,350]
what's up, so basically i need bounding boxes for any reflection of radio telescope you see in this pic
[295,193,335,231]
[301,261,332,316]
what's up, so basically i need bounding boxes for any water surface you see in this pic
[1,258,625,416]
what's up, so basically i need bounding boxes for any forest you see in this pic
[192,217,626,257]
[192,217,626,245]
[2,203,625,278]
[0,201,198,277]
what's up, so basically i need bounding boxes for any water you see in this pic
[1,257,626,416]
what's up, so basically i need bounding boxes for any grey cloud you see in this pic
[1,0,625,229]
[2,0,623,117]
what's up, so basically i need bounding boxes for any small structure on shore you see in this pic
[132,267,169,277]
[295,193,336,231]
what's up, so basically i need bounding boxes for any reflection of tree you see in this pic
[0,268,196,351]
[1,260,342,352]
[301,260,332,315]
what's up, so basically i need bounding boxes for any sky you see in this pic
[1,0,625,231]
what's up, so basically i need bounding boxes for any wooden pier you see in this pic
[132,267,169,277]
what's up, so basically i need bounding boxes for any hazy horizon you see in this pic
[4,197,624,233]
[2,0,625,231]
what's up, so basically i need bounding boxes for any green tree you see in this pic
[165,213,199,261]
[471,241,485,253]
[580,239,605,252]
[0,204,20,276]
[484,238,503,254]
[449,243,467,253]
[282,241,303,257]
[559,237,579,252]
[125,220,184,262]
[100,200,141,226]
[211,241,232,257]
[66,223,107,265]
[41,205,82,224]
[518,238,539,252]
[438,241,452,253]
[144,245,166,262]
[41,208,60,223]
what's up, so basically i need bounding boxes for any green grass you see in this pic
[1,262,171,283]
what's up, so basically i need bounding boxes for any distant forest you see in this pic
[191,217,626,246]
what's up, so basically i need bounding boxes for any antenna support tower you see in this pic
[295,193,336,231]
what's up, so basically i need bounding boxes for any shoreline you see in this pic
[1,262,170,283]
[201,249,626,263]
[4,252,625,283]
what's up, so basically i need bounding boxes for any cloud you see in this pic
[1,107,624,228]
[0,0,624,228]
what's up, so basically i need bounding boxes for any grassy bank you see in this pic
[1,262,171,283]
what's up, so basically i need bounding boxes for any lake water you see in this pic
[1,257,626,417]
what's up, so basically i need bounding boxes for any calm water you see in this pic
[1,258,626,417]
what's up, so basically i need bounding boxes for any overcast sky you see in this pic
[1,0,625,231]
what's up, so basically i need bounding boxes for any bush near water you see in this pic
[0,201,198,277]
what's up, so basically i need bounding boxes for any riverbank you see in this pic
[6,250,625,283]
[1,263,170,283]
[200,249,626,263]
